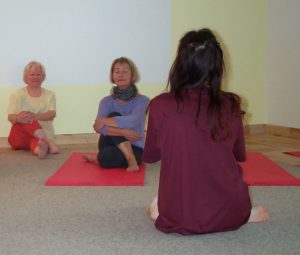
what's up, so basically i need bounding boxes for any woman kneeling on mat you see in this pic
[82,57,149,172]
[143,28,270,235]
[7,61,59,159]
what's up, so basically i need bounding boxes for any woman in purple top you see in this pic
[143,29,270,235]
[82,57,149,171]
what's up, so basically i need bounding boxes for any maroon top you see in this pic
[143,88,251,235]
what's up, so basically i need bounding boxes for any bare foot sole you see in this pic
[147,197,159,221]
[81,154,98,164]
[37,139,49,159]
[248,206,270,223]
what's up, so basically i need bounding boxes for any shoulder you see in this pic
[221,91,242,115]
[12,87,26,94]
[222,91,240,100]
[100,95,113,104]
[42,88,55,96]
[135,94,150,103]
[151,92,173,105]
[10,87,27,98]
[148,93,175,114]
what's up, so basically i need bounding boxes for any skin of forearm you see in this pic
[35,111,56,121]
[106,126,125,136]
[105,127,141,141]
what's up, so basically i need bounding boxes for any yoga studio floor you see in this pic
[0,134,299,255]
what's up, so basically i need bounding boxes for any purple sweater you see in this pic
[96,94,149,148]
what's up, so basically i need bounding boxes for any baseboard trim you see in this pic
[244,124,267,135]
[244,124,300,139]
[265,124,300,139]
[1,125,299,148]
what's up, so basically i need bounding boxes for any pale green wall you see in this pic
[171,0,266,125]
[0,84,165,136]
[0,0,266,137]
[51,84,165,134]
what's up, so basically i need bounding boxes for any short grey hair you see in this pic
[23,61,46,84]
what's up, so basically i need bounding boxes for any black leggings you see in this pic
[97,112,143,168]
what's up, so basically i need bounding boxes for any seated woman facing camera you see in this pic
[82,57,149,172]
[7,61,59,159]
[143,28,270,235]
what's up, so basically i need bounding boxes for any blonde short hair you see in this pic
[23,61,46,84]
[110,57,140,84]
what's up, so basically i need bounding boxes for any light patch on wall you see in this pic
[0,0,171,87]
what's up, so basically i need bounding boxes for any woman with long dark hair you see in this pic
[143,29,269,235]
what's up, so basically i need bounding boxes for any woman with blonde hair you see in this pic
[7,60,59,159]
[82,57,149,171]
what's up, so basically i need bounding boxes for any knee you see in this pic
[8,136,25,149]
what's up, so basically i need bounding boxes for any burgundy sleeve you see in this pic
[142,100,161,163]
[233,116,246,162]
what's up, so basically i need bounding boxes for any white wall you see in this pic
[0,0,171,87]
[267,0,300,128]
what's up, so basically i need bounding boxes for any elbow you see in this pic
[50,111,56,120]
[7,114,15,124]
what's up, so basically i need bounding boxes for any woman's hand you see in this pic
[93,117,118,133]
[93,119,104,133]
[17,111,35,124]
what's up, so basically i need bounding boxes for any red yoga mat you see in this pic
[283,151,300,157]
[240,152,300,186]
[45,152,145,186]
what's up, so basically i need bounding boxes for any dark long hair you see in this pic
[167,28,242,140]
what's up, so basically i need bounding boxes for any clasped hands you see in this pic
[93,119,141,142]
[17,111,36,124]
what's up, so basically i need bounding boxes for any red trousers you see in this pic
[8,121,42,153]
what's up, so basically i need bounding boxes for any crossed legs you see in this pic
[8,122,59,159]
[82,139,141,172]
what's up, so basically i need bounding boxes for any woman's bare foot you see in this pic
[248,206,270,223]
[126,156,139,172]
[35,138,49,159]
[49,142,60,154]
[147,197,159,221]
[81,154,98,164]
[117,141,139,172]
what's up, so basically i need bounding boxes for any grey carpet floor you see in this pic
[0,146,299,255]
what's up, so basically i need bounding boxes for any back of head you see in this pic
[168,28,241,141]
[169,28,223,95]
